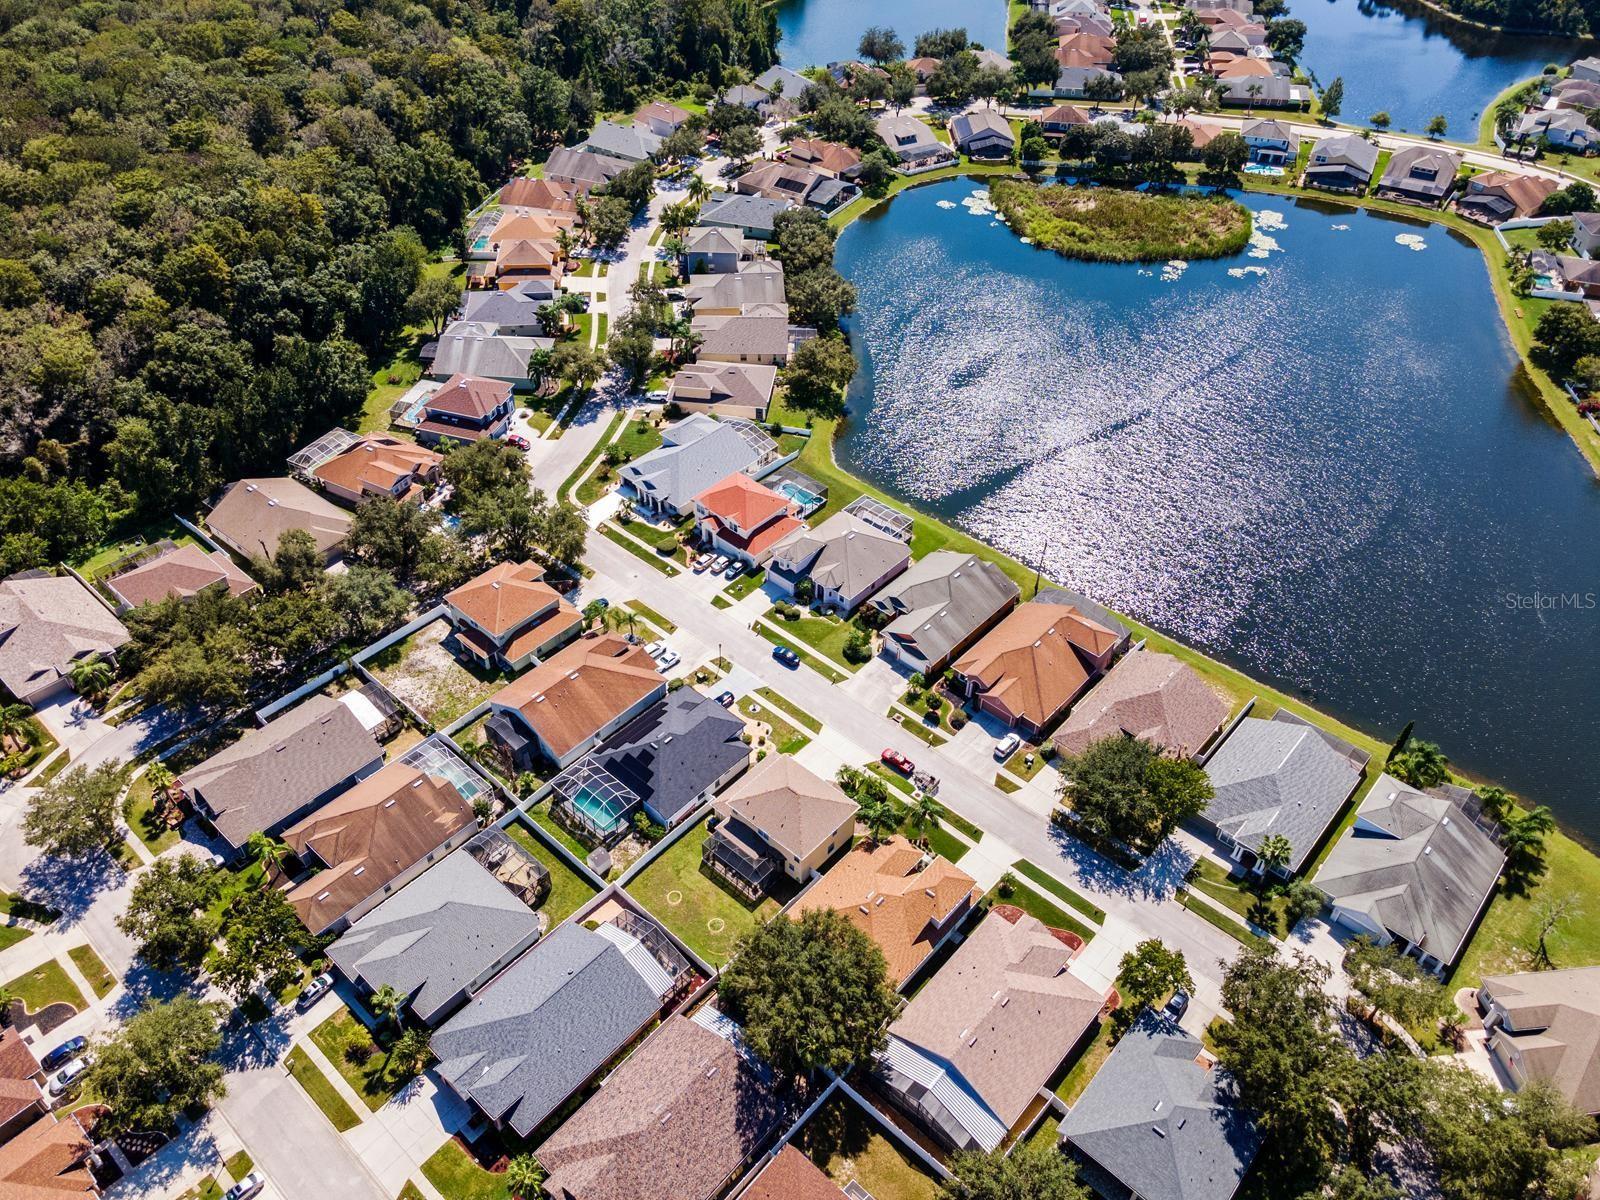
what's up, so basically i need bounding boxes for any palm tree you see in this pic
[0,703,31,751]
[246,832,290,883]
[666,317,701,362]
[1244,82,1263,115]
[1256,833,1293,876]
[144,761,175,796]
[505,1155,545,1200]
[370,984,405,1028]
[905,793,944,847]
[386,1026,433,1080]
[68,654,113,700]
[555,226,576,264]
[687,175,711,205]
[859,796,901,844]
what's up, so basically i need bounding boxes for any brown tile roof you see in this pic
[0,1028,43,1131]
[786,139,862,176]
[499,177,579,212]
[104,543,258,609]
[1482,967,1600,1114]
[0,1111,97,1199]
[536,1014,783,1200]
[715,755,858,863]
[1042,104,1093,126]
[1178,118,1226,150]
[312,436,442,499]
[503,609,585,664]
[1213,56,1274,78]
[283,761,476,933]
[954,601,1121,731]
[1053,648,1229,760]
[495,237,558,273]
[206,477,352,561]
[794,836,978,985]
[635,100,692,127]
[427,374,514,420]
[1464,170,1558,218]
[743,1145,847,1200]
[906,56,942,78]
[490,211,567,243]
[490,633,663,761]
[1057,33,1116,67]
[445,561,564,639]
[889,907,1109,1131]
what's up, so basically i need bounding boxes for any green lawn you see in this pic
[70,515,197,577]
[177,1176,222,1200]
[67,944,116,999]
[1176,889,1274,951]
[798,1095,940,1200]
[2,958,87,1016]
[754,621,847,683]
[623,599,676,633]
[398,1184,426,1200]
[889,709,947,747]
[711,594,733,609]
[738,695,810,755]
[1052,1017,1114,1105]
[1456,829,1600,987]
[1187,858,1294,938]
[0,926,31,953]
[985,879,1095,943]
[560,410,626,501]
[994,773,1021,794]
[600,524,681,576]
[422,1139,511,1200]
[615,513,690,563]
[32,751,72,786]
[309,1009,402,1112]
[724,568,766,600]
[764,607,863,672]
[504,819,601,922]
[0,891,57,924]
[625,816,780,966]
[1003,744,1050,781]
[285,1045,363,1132]
[1011,860,1105,924]
[124,769,183,856]
[752,686,822,734]
[223,1152,254,1183]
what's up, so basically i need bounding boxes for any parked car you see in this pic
[297,972,334,1010]
[995,732,1021,760]
[591,596,609,610]
[710,555,731,573]
[881,748,915,775]
[224,1172,267,1200]
[772,645,800,668]
[644,640,667,660]
[47,1058,90,1098]
[723,560,744,579]
[692,554,714,573]
[1163,990,1191,1021]
[656,649,681,672]
[40,1037,86,1073]
[716,690,736,708]
[506,433,531,451]
[646,389,669,402]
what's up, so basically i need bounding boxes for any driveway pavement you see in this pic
[219,1060,386,1200]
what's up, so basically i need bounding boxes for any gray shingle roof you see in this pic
[753,65,812,102]
[0,574,129,702]
[1307,133,1379,176]
[698,193,791,237]
[327,850,542,1026]
[770,511,911,603]
[432,323,552,380]
[1202,713,1365,872]
[584,688,749,826]
[1061,1011,1261,1200]
[431,923,664,1138]
[684,270,787,311]
[545,146,632,187]
[581,120,662,162]
[949,109,1014,149]
[460,287,548,332]
[1313,773,1505,965]
[620,415,765,513]
[873,551,1019,671]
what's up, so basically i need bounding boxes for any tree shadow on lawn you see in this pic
[19,849,128,930]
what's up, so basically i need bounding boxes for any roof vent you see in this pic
[411,778,423,788]
[1424,845,1432,855]
[353,866,365,876]
[859,905,871,915]
[492,581,502,590]
[317,891,331,902]
[1153,1126,1167,1138]
[1441,815,1451,826]
[384,799,398,808]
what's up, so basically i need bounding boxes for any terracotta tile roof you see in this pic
[499,177,579,212]
[787,139,862,176]
[1054,649,1229,759]
[1463,171,1558,218]
[704,513,804,559]
[427,375,514,420]
[694,473,792,532]
[490,633,664,761]
[636,100,692,127]
[105,543,258,608]
[0,1111,96,1199]
[743,1145,847,1200]
[283,761,475,933]
[715,755,858,863]
[1042,104,1093,126]
[489,211,565,244]
[954,601,1121,731]
[445,561,563,638]
[536,1014,784,1200]
[1057,33,1116,66]
[0,1028,43,1131]
[1213,56,1274,78]
[495,237,558,272]
[313,436,442,499]
[794,836,978,985]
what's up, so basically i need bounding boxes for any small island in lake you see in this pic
[988,179,1252,263]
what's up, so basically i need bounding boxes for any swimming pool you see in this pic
[776,480,823,511]
[567,785,632,835]
[1243,163,1286,177]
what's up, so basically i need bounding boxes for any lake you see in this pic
[775,0,1008,69]
[1296,0,1583,136]
[835,178,1600,845]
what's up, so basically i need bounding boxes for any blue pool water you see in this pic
[776,480,825,511]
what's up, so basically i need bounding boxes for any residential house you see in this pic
[180,694,384,852]
[1303,132,1379,192]
[1376,144,1463,205]
[490,237,563,290]
[619,414,775,518]
[485,633,666,772]
[431,322,550,387]
[973,47,1013,71]
[581,120,662,162]
[0,1110,101,1199]
[1515,107,1600,151]
[741,1145,848,1200]
[1179,117,1227,150]
[875,114,957,169]
[766,509,912,614]
[1202,712,1368,877]
[907,55,942,88]
[795,836,979,987]
[683,225,757,274]
[499,176,579,212]
[1061,1012,1261,1200]
[312,436,443,506]
[283,759,477,935]
[483,210,570,250]
[547,687,751,840]
[104,543,257,612]
[1217,74,1311,108]
[693,472,802,566]
[1049,64,1124,98]
[1053,648,1229,760]
[535,1010,785,1200]
[1313,773,1505,972]
[786,138,862,179]
[951,590,1127,736]
[702,756,859,901]
[411,374,516,446]
[749,63,813,113]
[698,193,792,240]
[666,361,778,421]
[734,162,859,212]
[1240,117,1298,165]
[0,1028,45,1144]
[327,848,543,1027]
[721,83,777,109]
[461,281,558,336]
[877,907,1109,1152]
[1041,104,1094,134]
[544,146,632,190]
[1056,10,1117,36]
[444,560,584,673]
[949,109,1016,159]
[1478,968,1600,1114]
[1570,54,1600,82]
[1191,0,1256,16]
[691,312,793,366]
[1556,253,1600,296]
[206,476,352,563]
[634,101,692,138]
[684,268,787,315]
[871,551,1020,677]
[1572,211,1600,256]
[434,917,689,1141]
[1552,77,1600,108]
[1456,170,1559,224]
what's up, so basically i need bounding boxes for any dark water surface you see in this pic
[1296,0,1583,136]
[775,0,1008,69]
[834,179,1600,843]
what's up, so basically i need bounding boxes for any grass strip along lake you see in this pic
[988,180,1251,262]
[832,177,1600,846]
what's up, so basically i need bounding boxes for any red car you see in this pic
[506,434,531,451]
[881,748,915,775]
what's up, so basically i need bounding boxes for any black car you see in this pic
[1163,990,1191,1021]
[715,690,736,708]
[40,1036,87,1072]
[772,645,800,668]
